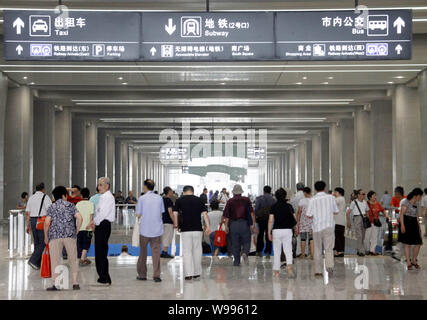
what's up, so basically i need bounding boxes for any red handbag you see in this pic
[214,223,227,247]
[40,244,51,278]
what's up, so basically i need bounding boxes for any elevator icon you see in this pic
[181,16,202,37]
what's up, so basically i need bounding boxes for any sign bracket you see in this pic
[206,0,210,12]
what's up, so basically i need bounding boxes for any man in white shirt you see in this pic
[346,189,369,256]
[290,182,305,213]
[306,181,338,276]
[90,177,115,285]
[218,188,229,208]
[26,182,52,270]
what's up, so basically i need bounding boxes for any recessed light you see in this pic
[118,77,123,80]
[387,81,394,84]
[29,82,35,85]
[23,76,28,80]
[302,76,307,80]
[394,76,406,79]
[295,82,302,85]
[219,82,226,85]
[327,76,334,79]
[122,82,128,85]
[322,82,329,85]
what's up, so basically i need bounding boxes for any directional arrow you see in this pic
[393,17,405,34]
[150,47,157,56]
[13,17,25,35]
[395,44,403,55]
[165,18,176,35]
[16,45,23,55]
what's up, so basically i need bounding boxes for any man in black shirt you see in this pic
[173,185,210,280]
[161,187,176,258]
[200,188,208,205]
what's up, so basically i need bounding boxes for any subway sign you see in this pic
[3,9,412,61]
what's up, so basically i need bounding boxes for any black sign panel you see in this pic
[275,10,412,60]
[3,10,140,60]
[141,12,275,61]
[3,10,412,61]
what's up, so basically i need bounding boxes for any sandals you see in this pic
[407,264,413,270]
[411,263,420,269]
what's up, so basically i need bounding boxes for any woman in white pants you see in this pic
[365,191,389,255]
[268,188,297,278]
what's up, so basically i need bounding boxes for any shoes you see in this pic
[314,273,323,277]
[280,262,287,269]
[96,280,111,286]
[63,255,68,260]
[193,275,200,279]
[242,253,249,265]
[136,276,147,281]
[357,252,365,257]
[73,284,80,290]
[265,254,271,260]
[334,253,344,258]
[46,286,59,291]
[79,259,91,266]
[326,268,334,276]
[160,252,174,259]
[288,267,296,279]
[185,276,193,280]
[369,252,379,256]
[153,277,162,283]
[256,252,262,258]
[28,261,40,270]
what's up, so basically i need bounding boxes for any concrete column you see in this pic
[85,121,97,191]
[55,107,72,187]
[370,100,393,195]
[72,118,85,187]
[128,145,134,192]
[305,141,312,188]
[392,85,422,191]
[106,134,115,187]
[132,147,138,196]
[312,135,321,183]
[297,143,306,185]
[4,86,33,215]
[329,123,342,190]
[33,100,55,193]
[320,131,330,188]
[0,73,8,218]
[341,119,355,201]
[354,108,372,191]
[121,142,129,196]
[418,71,427,187]
[284,152,289,188]
[289,149,296,192]
[114,141,121,193]
[97,130,106,178]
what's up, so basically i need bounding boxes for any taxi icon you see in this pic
[32,19,49,33]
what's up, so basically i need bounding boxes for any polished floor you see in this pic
[1,225,427,300]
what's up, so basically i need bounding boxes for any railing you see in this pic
[8,210,32,259]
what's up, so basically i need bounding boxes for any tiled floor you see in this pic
[1,225,426,300]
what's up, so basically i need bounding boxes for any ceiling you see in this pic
[0,0,426,158]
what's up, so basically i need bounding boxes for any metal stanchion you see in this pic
[9,212,14,258]
[8,209,30,259]
[17,212,24,258]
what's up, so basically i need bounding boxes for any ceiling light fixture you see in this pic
[302,76,308,80]
[22,76,27,80]
[387,81,394,84]
[394,76,406,79]
[118,77,123,80]
[121,82,128,85]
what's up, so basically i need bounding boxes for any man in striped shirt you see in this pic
[306,181,339,277]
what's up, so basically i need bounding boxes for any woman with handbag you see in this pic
[44,186,83,291]
[268,188,297,279]
[399,188,424,270]
[365,191,390,256]
[346,189,370,257]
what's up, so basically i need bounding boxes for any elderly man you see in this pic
[90,177,115,285]
[223,184,257,266]
[135,179,165,283]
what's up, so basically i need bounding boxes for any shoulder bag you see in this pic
[354,200,371,229]
[36,194,47,230]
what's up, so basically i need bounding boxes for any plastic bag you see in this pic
[132,217,140,247]
[40,244,51,278]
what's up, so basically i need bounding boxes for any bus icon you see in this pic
[367,15,389,36]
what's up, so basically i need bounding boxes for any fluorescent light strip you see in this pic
[73,98,353,102]
[413,18,427,21]
[76,102,349,106]
[100,118,326,122]
[1,64,426,68]
[121,130,308,135]
[4,69,421,74]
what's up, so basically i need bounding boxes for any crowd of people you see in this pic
[18,177,427,290]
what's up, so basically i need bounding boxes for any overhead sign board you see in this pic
[3,9,412,61]
[275,10,412,60]
[141,12,275,61]
[3,10,140,60]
